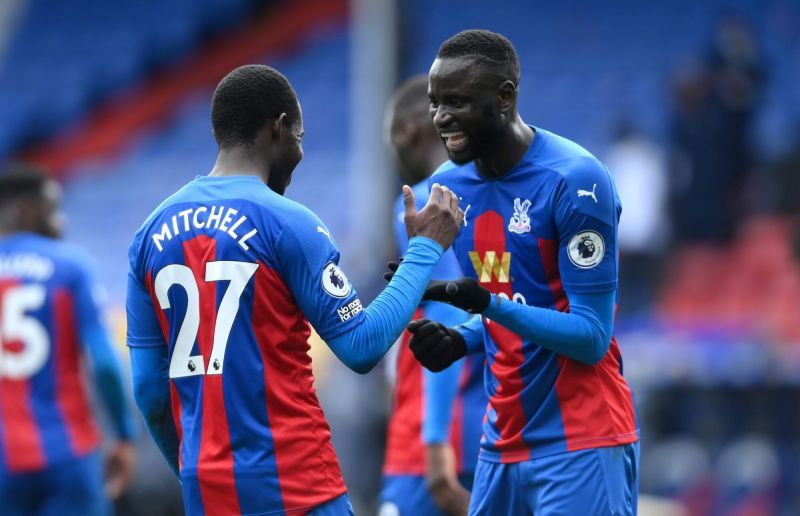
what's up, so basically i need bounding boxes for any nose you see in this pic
[432,105,452,129]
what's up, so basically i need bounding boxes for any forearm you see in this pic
[141,405,181,477]
[453,315,485,355]
[421,302,469,443]
[130,348,180,476]
[481,291,615,364]
[327,236,444,373]
[84,326,136,441]
[422,362,461,443]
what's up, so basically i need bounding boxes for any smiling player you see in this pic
[407,30,640,515]
[126,65,463,515]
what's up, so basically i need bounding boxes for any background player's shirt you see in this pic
[0,233,103,473]
[383,181,486,476]
[127,175,365,514]
[431,127,639,463]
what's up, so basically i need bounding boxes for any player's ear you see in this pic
[271,113,288,140]
[497,80,516,114]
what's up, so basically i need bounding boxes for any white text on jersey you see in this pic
[152,205,258,252]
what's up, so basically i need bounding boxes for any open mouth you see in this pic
[440,131,468,152]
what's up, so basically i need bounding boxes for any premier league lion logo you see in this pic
[329,267,345,289]
[577,235,596,259]
[568,231,604,269]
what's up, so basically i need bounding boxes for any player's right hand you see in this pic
[105,441,136,500]
[424,277,491,314]
[426,443,470,516]
[403,183,464,250]
[407,319,467,372]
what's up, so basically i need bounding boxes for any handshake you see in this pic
[384,261,492,371]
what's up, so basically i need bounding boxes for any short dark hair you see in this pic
[437,29,520,84]
[211,65,300,149]
[0,163,50,209]
[389,75,429,121]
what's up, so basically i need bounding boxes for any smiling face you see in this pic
[427,56,507,165]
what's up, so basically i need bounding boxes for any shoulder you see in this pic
[536,129,617,222]
[38,239,99,281]
[429,160,461,185]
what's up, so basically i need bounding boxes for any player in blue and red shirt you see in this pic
[126,65,464,516]
[380,76,488,516]
[0,165,136,515]
[406,31,640,515]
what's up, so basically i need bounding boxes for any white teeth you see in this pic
[443,131,467,151]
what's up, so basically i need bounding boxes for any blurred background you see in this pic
[1,0,799,514]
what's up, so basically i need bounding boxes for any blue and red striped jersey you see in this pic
[383,181,487,476]
[0,233,103,473]
[127,175,364,514]
[430,127,639,463]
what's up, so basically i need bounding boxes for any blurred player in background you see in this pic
[380,76,487,516]
[408,30,640,515]
[0,165,136,515]
[126,65,463,515]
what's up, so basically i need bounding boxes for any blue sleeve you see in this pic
[126,238,166,348]
[421,301,470,444]
[325,237,444,373]
[83,326,137,441]
[554,159,619,294]
[71,255,136,441]
[482,289,615,365]
[130,346,180,476]
[453,315,486,355]
[276,210,366,342]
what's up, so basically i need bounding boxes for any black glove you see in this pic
[424,277,491,314]
[385,261,491,314]
[407,319,467,372]
[383,259,403,282]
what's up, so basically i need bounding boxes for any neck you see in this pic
[209,147,270,183]
[474,115,534,178]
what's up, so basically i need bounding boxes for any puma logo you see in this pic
[577,183,597,203]
[317,226,334,243]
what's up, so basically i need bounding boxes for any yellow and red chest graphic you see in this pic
[466,210,529,460]
[468,210,512,295]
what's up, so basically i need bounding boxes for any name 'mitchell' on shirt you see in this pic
[126,175,364,514]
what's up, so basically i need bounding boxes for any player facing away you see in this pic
[126,65,464,516]
[407,30,640,515]
[0,165,136,515]
[380,76,488,516]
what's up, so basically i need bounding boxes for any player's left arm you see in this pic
[482,160,618,364]
[418,160,617,366]
[125,242,180,478]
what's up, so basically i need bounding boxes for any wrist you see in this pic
[481,293,504,318]
[408,236,445,257]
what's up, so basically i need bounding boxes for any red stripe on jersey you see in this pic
[53,288,101,455]
[383,308,426,475]
[539,236,638,450]
[145,271,183,470]
[182,236,241,514]
[554,345,638,451]
[537,238,570,312]
[0,279,46,472]
[474,211,528,462]
[252,263,346,509]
